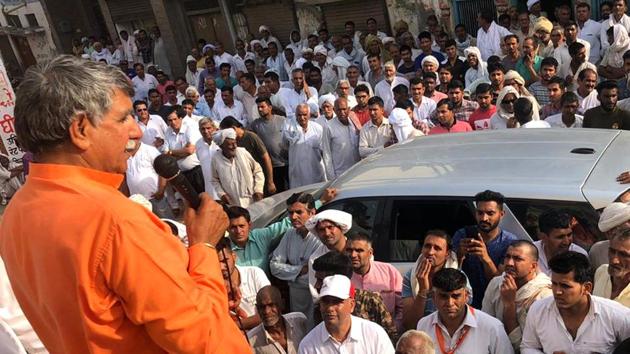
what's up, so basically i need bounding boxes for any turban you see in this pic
[250,39,262,48]
[186,55,196,63]
[388,108,415,142]
[527,0,539,10]
[314,45,328,56]
[259,25,270,33]
[599,202,630,232]
[318,93,336,108]
[302,47,314,55]
[421,55,439,67]
[212,128,237,146]
[382,37,396,45]
[202,44,216,54]
[305,209,353,234]
[533,17,553,34]
[504,70,525,86]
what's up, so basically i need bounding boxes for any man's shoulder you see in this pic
[591,295,630,316]
[528,294,555,314]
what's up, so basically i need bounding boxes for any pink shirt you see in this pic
[351,261,403,324]
[428,91,448,104]
[429,120,473,135]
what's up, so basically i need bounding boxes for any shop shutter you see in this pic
[320,0,390,36]
[105,0,154,23]
[242,1,297,47]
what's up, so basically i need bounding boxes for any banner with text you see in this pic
[0,56,22,165]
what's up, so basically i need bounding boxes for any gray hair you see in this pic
[15,55,133,154]
[198,117,216,128]
[296,103,310,114]
[185,86,200,97]
[396,330,435,354]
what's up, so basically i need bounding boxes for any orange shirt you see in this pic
[0,163,251,354]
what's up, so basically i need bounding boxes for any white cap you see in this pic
[305,209,352,234]
[599,202,630,232]
[319,275,355,300]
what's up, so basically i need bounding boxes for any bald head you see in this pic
[256,285,283,307]
[395,330,435,354]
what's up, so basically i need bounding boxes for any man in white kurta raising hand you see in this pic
[282,104,332,188]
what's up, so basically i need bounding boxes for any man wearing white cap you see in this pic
[590,202,630,269]
[374,62,410,115]
[314,94,336,128]
[593,228,630,307]
[259,25,282,50]
[298,274,395,354]
[210,128,264,207]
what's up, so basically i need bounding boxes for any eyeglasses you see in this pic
[136,108,147,112]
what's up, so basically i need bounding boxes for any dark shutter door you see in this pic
[320,0,390,36]
[242,2,296,47]
[106,0,154,23]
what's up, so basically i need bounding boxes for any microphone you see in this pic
[153,154,201,209]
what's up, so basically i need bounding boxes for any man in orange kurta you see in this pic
[0,55,251,353]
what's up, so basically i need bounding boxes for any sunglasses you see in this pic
[136,108,148,112]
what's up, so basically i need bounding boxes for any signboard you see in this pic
[0,55,23,165]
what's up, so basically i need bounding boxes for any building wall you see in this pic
[0,1,57,63]
[40,0,107,54]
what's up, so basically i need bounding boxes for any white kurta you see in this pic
[277,87,319,119]
[210,147,264,207]
[137,114,168,152]
[325,117,359,179]
[270,228,324,316]
[195,138,220,200]
[126,143,160,199]
[282,121,328,188]
[152,37,171,76]
[374,77,410,115]
[477,22,513,61]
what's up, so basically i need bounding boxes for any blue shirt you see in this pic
[194,101,212,118]
[451,227,518,308]
[413,51,446,71]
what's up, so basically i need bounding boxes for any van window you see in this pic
[319,198,383,240]
[386,199,477,262]
[506,199,604,250]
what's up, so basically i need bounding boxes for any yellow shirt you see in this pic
[594,264,630,308]
[0,163,251,353]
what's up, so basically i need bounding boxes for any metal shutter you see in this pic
[242,1,297,47]
[453,0,495,37]
[105,0,154,23]
[320,0,389,36]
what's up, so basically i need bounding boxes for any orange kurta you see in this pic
[0,163,251,354]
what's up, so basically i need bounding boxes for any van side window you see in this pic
[387,199,476,262]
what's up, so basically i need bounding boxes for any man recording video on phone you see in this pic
[0,56,251,353]
[451,190,519,308]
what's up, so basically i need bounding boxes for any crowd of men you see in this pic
[3,0,630,353]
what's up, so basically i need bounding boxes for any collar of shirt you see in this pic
[431,305,479,335]
[262,314,296,345]
[320,315,362,345]
[29,163,123,189]
[365,118,390,129]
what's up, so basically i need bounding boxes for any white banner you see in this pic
[0,56,23,165]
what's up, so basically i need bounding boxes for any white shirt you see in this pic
[164,120,201,171]
[233,85,259,125]
[521,295,630,353]
[91,49,112,64]
[412,97,437,124]
[533,240,588,276]
[545,113,584,128]
[236,265,270,317]
[276,87,319,119]
[213,100,246,127]
[210,147,264,208]
[0,257,46,354]
[358,118,392,158]
[137,115,168,151]
[132,74,159,102]
[282,120,328,188]
[374,77,410,115]
[578,19,602,63]
[126,143,160,199]
[298,315,394,354]
[416,305,514,354]
[575,89,600,114]
[195,138,220,200]
[324,117,360,179]
[477,22,513,61]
